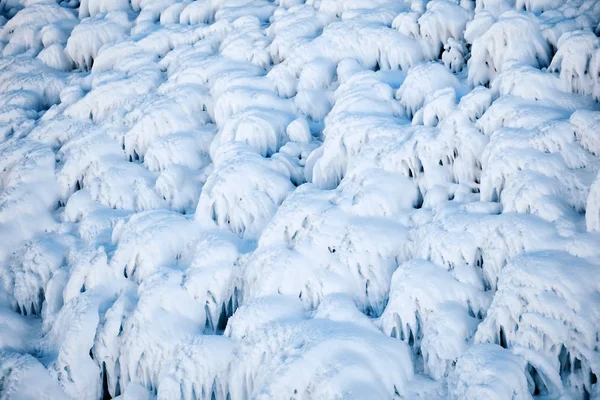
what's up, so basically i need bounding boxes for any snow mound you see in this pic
[0,351,68,399]
[549,30,600,100]
[397,61,465,118]
[468,11,551,85]
[195,143,295,239]
[475,251,600,398]
[66,11,131,71]
[110,210,197,282]
[228,317,414,399]
[380,259,491,379]
[449,344,531,400]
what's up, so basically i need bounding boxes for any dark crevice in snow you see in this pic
[101,362,112,400]
[527,364,548,396]
[498,326,508,348]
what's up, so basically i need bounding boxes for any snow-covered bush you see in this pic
[475,252,600,398]
[212,108,293,157]
[397,62,465,118]
[0,2,77,57]
[442,38,467,72]
[228,311,415,399]
[380,259,491,379]
[418,0,472,60]
[195,143,295,239]
[449,344,532,399]
[468,11,551,85]
[310,70,404,189]
[123,86,211,160]
[549,30,600,100]
[4,233,71,317]
[0,351,68,398]
[110,210,197,282]
[66,11,131,70]
[0,0,599,398]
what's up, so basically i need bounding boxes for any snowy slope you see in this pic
[1,0,600,398]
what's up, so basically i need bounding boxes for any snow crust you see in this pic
[1,0,600,398]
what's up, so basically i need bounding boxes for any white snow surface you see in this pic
[1,0,600,398]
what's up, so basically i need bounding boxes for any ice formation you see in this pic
[1,0,600,398]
